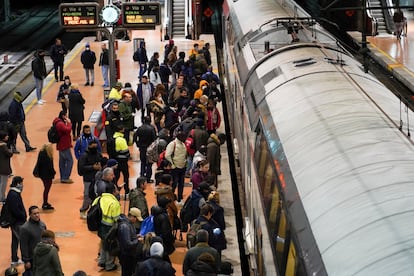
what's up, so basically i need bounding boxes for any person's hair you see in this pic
[196,229,209,243]
[73,271,88,276]
[58,110,67,120]
[200,203,213,216]
[82,125,91,131]
[154,84,166,94]
[70,83,79,90]
[41,229,55,239]
[122,92,131,99]
[178,51,185,59]
[207,191,220,204]
[143,116,151,124]
[158,174,172,185]
[0,130,8,140]
[136,177,146,187]
[197,159,209,169]
[41,143,54,160]
[102,167,114,179]
[28,205,39,215]
[142,232,155,254]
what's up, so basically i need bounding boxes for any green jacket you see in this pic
[33,241,64,276]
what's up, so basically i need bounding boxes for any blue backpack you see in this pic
[139,215,154,236]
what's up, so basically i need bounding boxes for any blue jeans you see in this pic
[139,63,147,80]
[59,149,73,180]
[101,65,109,86]
[33,76,43,101]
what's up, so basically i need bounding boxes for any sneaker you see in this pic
[26,147,36,152]
[176,200,184,207]
[11,259,24,266]
[80,211,87,219]
[37,100,44,105]
[61,179,74,184]
[91,82,94,86]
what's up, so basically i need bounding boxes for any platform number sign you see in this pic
[59,3,99,28]
[121,3,161,27]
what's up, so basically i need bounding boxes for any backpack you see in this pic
[157,141,176,167]
[87,197,102,231]
[47,122,59,144]
[139,215,155,236]
[179,195,197,232]
[186,220,208,248]
[0,201,14,228]
[133,48,141,62]
[88,177,97,201]
[146,138,160,164]
[172,59,183,74]
[103,220,122,256]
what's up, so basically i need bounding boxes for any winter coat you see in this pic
[36,150,56,180]
[81,49,96,69]
[0,141,12,175]
[99,48,109,66]
[53,118,72,151]
[118,100,134,130]
[133,122,157,148]
[151,205,175,255]
[165,139,187,169]
[0,111,16,141]
[208,200,225,231]
[195,216,227,252]
[182,242,219,275]
[74,134,101,160]
[135,255,176,275]
[77,150,103,182]
[117,215,139,257]
[206,135,221,175]
[31,50,47,79]
[128,188,149,219]
[186,260,217,276]
[33,241,64,276]
[68,89,86,122]
[50,43,67,63]
[8,99,25,124]
[6,188,26,225]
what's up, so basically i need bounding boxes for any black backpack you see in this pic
[103,220,122,256]
[0,201,14,228]
[179,195,195,232]
[47,122,59,144]
[87,197,102,231]
[133,48,141,62]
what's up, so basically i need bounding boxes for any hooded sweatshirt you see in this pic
[194,80,209,100]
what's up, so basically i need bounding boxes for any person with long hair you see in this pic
[36,143,56,210]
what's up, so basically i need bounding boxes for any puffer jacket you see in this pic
[32,241,64,276]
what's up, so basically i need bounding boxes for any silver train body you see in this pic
[222,0,414,275]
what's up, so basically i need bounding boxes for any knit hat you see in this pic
[107,159,118,167]
[150,242,164,257]
[129,207,144,221]
[85,42,90,47]
[13,91,23,103]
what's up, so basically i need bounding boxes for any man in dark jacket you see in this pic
[50,38,67,82]
[135,242,176,275]
[0,131,13,203]
[8,92,36,153]
[104,102,122,153]
[133,116,156,183]
[6,176,27,265]
[31,49,47,104]
[99,43,110,87]
[206,133,226,188]
[134,40,148,80]
[151,204,175,257]
[78,140,103,219]
[20,205,47,275]
[117,209,142,276]
[53,111,73,183]
[80,43,97,86]
[129,177,149,220]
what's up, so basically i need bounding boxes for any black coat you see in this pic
[135,256,176,276]
[6,189,26,225]
[152,206,175,255]
[68,90,85,122]
[196,216,227,252]
[31,51,47,79]
[81,49,96,69]
[133,123,156,148]
[99,49,109,66]
[36,150,56,180]
[0,142,12,175]
[77,150,103,182]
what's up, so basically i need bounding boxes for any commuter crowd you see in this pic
[0,37,233,276]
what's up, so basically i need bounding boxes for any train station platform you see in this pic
[350,11,414,96]
[0,26,241,275]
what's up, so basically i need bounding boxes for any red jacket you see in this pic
[53,117,72,150]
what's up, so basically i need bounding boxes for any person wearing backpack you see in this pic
[129,177,149,221]
[151,203,175,257]
[117,209,142,276]
[92,183,121,271]
[53,110,74,183]
[135,242,176,275]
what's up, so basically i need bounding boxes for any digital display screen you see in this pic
[59,3,99,28]
[122,3,161,26]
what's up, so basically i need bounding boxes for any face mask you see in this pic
[16,183,23,192]
[113,111,120,115]
[84,133,91,137]
[86,47,90,51]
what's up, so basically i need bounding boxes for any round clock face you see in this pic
[101,5,120,24]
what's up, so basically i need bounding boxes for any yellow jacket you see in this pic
[92,193,121,226]
[108,88,122,100]
[113,131,130,159]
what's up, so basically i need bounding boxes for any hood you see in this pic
[0,111,9,121]
[70,89,81,94]
[150,205,164,216]
[208,133,220,145]
[189,260,216,273]
[199,80,209,89]
[34,242,53,257]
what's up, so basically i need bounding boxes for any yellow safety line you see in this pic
[369,41,414,76]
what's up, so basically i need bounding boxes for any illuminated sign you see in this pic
[121,3,161,27]
[59,3,99,28]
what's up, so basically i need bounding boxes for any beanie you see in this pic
[150,242,164,257]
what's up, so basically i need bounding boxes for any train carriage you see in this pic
[222,0,414,275]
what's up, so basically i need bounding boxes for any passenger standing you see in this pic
[151,204,176,257]
[164,39,175,61]
[6,176,26,266]
[133,116,157,183]
[135,242,176,275]
[32,230,64,276]
[117,212,140,276]
[149,89,166,131]
[31,49,47,104]
[108,82,123,100]
[57,76,71,113]
[92,184,120,271]
[0,131,13,203]
[20,205,47,276]
[206,133,226,188]
[35,144,56,210]
[128,177,149,219]
[77,140,103,219]
[134,41,148,81]
[118,92,134,145]
[99,43,110,88]
[104,102,122,152]
[0,111,16,152]
[393,9,405,39]
[80,43,97,86]
[68,84,86,140]
[137,76,155,123]
[53,111,74,183]
[113,125,130,194]
[165,131,188,202]
[50,38,67,82]
[8,92,36,153]
[74,125,102,160]
[202,42,212,66]
[159,59,172,90]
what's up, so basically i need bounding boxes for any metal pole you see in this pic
[362,0,368,73]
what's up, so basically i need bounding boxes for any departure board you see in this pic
[59,3,99,28]
[122,3,161,27]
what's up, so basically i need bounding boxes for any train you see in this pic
[220,0,414,275]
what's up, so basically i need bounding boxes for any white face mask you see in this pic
[16,183,23,191]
